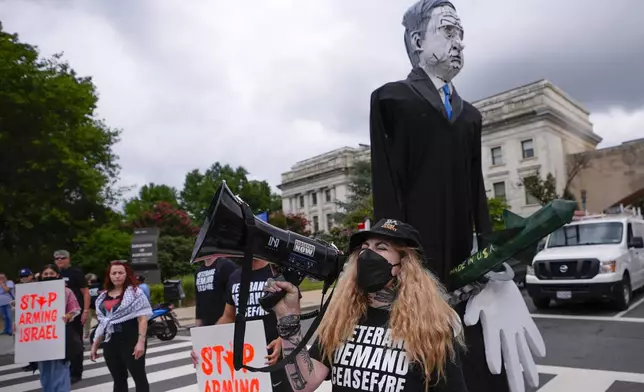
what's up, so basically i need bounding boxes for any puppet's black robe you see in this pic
[369,67,509,392]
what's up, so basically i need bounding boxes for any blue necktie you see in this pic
[442,84,452,120]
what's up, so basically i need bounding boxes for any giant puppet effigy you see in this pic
[369,1,549,391]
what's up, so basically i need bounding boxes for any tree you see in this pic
[0,24,122,273]
[180,162,279,223]
[487,197,511,231]
[519,155,589,206]
[124,183,179,221]
[333,160,374,229]
[73,226,133,277]
[127,202,198,237]
[157,236,197,279]
[269,211,311,236]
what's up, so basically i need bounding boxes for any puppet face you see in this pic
[416,5,464,82]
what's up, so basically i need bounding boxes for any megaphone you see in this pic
[190,181,345,310]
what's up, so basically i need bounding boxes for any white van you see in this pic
[525,213,644,310]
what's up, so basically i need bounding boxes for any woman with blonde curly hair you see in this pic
[266,218,468,392]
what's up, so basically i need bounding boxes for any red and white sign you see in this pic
[191,320,272,392]
[14,280,66,364]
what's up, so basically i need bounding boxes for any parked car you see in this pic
[525,211,644,310]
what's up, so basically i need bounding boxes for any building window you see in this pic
[299,195,304,208]
[313,216,319,232]
[325,189,332,203]
[326,214,333,231]
[521,139,535,159]
[491,147,503,165]
[493,182,506,201]
[524,176,540,205]
[311,192,317,206]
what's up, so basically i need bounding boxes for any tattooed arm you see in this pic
[278,314,329,392]
[264,277,329,392]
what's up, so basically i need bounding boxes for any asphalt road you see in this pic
[2,289,644,391]
[298,289,644,391]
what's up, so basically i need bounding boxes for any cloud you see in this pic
[2,0,642,200]
[590,106,644,148]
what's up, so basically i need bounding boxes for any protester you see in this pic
[90,261,153,392]
[54,249,89,384]
[190,257,291,392]
[0,272,15,336]
[136,275,151,302]
[266,218,468,392]
[36,264,83,392]
[17,268,38,373]
[85,273,102,340]
[19,268,34,283]
[194,254,238,327]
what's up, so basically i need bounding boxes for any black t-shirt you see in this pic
[60,266,88,310]
[226,265,292,392]
[195,258,238,325]
[309,307,468,392]
[89,282,102,310]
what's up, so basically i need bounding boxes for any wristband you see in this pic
[277,315,301,339]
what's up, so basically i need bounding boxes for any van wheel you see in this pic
[612,275,632,311]
[532,297,550,309]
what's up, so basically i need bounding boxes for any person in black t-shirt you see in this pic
[191,257,292,392]
[54,249,89,384]
[194,255,238,326]
[265,219,469,392]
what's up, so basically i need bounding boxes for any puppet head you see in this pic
[402,0,465,83]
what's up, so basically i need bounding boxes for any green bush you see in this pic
[148,274,323,308]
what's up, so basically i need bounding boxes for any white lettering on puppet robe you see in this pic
[196,269,216,292]
[331,325,409,392]
[231,281,268,318]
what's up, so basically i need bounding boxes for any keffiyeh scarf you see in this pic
[94,286,153,343]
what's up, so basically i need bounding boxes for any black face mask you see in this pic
[356,249,400,293]
[41,276,59,282]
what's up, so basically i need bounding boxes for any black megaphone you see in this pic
[189,181,344,310]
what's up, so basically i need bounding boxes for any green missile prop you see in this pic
[449,199,577,290]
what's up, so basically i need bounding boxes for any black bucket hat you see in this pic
[348,218,424,255]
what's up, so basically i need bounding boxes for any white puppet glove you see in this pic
[464,278,546,392]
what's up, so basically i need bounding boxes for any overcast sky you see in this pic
[3,0,643,199]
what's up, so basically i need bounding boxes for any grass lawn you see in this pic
[299,278,324,292]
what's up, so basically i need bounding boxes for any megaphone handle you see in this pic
[259,289,287,311]
[259,274,298,311]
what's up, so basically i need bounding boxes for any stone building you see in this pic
[476,79,602,216]
[277,145,370,233]
[278,79,624,230]
[569,138,644,213]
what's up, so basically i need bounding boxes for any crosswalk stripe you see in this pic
[74,365,195,392]
[2,349,192,391]
[1,337,643,392]
[0,337,188,373]
[0,341,192,383]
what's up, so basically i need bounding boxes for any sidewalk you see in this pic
[0,334,13,356]
[174,289,324,327]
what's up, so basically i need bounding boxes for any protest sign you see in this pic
[14,280,66,364]
[191,320,272,392]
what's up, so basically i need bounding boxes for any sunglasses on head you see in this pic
[54,256,67,260]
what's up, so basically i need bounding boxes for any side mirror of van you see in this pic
[536,242,546,252]
[629,236,644,249]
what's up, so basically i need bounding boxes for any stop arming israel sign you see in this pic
[14,280,66,364]
[191,320,272,392]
